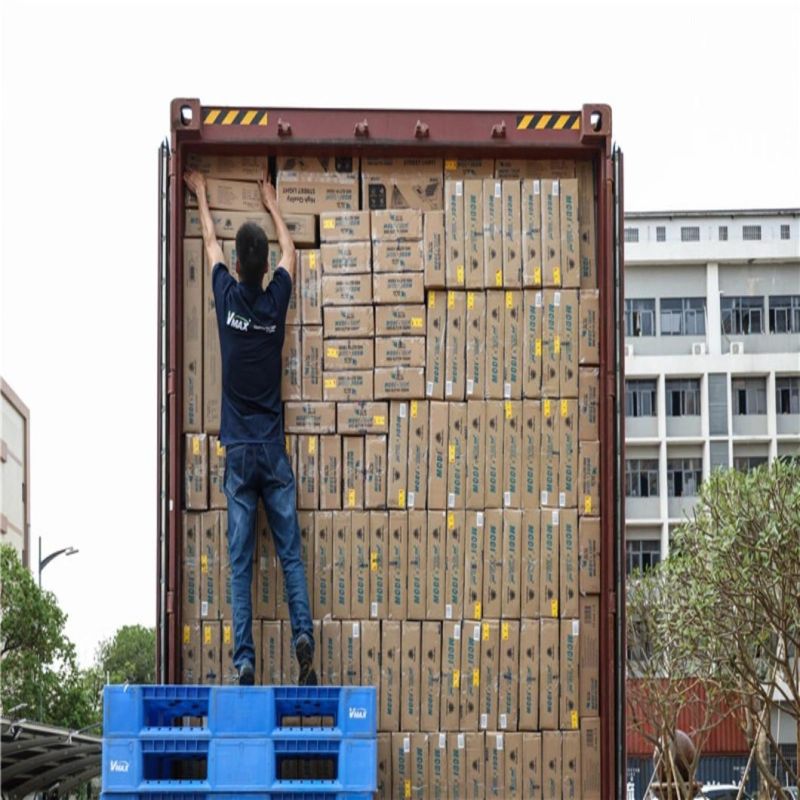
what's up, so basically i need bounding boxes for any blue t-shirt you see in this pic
[212,263,292,445]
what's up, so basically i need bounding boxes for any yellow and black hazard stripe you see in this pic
[202,108,269,126]
[516,112,580,131]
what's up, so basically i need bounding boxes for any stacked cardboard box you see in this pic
[181,155,601,798]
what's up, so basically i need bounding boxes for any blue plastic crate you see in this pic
[104,685,376,739]
[102,736,377,794]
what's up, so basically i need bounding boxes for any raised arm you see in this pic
[183,170,225,272]
[259,168,297,283]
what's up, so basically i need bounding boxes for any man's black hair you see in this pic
[235,222,269,285]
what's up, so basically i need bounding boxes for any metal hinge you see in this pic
[167,370,176,396]
[166,590,174,614]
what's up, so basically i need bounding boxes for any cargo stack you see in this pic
[181,154,602,799]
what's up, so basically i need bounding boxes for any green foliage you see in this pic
[96,624,156,685]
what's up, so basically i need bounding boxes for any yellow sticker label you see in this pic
[309,252,317,269]
[411,317,423,329]
[551,599,559,617]
[445,159,457,171]
[495,269,503,287]
[534,266,542,285]
[448,512,455,529]
[326,346,339,358]
[449,443,456,463]
[203,625,212,645]
[285,436,291,454]
[201,554,209,574]
[348,488,356,508]
[584,496,593,514]
[554,336,561,354]
[472,668,480,687]
[322,218,335,230]
[374,415,386,426]
[453,669,460,688]
[370,551,378,571]
[192,437,200,456]
[428,291,436,308]
[456,265,465,285]
[482,622,490,640]
[405,779,412,799]
[324,377,337,389]
[410,400,418,418]
[216,441,225,457]
[553,266,561,285]
[505,401,513,420]
[506,291,513,309]
[474,601,482,619]
[561,399,569,417]
[183,625,191,645]
[544,399,551,417]
[535,339,542,357]
[501,622,509,641]
[448,291,455,309]
[571,710,579,729]
[308,437,316,455]
[398,489,406,507]
[223,625,232,645]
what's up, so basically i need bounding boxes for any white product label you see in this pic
[466,378,474,394]
[540,491,549,505]
[476,511,484,527]
[494,182,502,198]
[445,380,453,396]
[426,381,434,396]
[260,556,268,571]
[404,736,410,753]
[533,180,541,195]
[201,601,209,618]
[456,181,463,197]
[446,604,453,620]
[439,733,446,749]
[496,734,504,751]
[407,491,415,508]
[453,623,461,640]
[480,713,488,729]
[504,491,511,507]
[472,624,481,642]
[399,403,407,418]
[535,291,543,307]
[371,602,378,618]
[504,383,511,399]
[553,180,560,196]
[554,291,561,306]
[499,713,508,729]
[353,622,360,638]
[458,733,466,749]
[552,510,560,525]
[559,492,566,507]
[572,619,580,636]
[448,493,455,508]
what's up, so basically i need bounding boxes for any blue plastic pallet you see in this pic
[100,794,372,799]
[104,685,376,739]
[102,736,377,794]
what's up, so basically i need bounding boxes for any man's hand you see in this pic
[258,167,278,211]
[184,169,207,199]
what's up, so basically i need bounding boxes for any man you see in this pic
[184,167,316,686]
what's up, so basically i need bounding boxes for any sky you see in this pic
[1,0,799,667]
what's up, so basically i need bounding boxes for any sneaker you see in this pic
[238,662,255,686]
[295,636,317,686]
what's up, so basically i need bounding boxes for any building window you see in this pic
[626,539,661,576]
[721,296,764,335]
[718,225,728,241]
[742,224,762,241]
[733,455,768,473]
[681,226,700,242]
[666,379,701,416]
[769,295,800,333]
[626,459,659,497]
[776,377,800,414]
[656,226,666,242]
[781,224,791,240]
[625,379,657,417]
[624,227,639,243]
[625,298,656,337]
[732,377,767,415]
[667,458,702,497]
[660,298,706,336]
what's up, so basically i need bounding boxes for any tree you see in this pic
[96,624,156,685]
[0,544,99,729]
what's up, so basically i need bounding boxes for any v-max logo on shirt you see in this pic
[226,310,251,332]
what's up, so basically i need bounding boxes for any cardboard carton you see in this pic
[541,732,562,800]
[186,153,266,181]
[323,305,374,338]
[521,509,540,618]
[540,509,560,618]
[579,288,600,366]
[426,512,446,620]
[375,304,426,336]
[297,434,319,509]
[540,398,559,508]
[541,290,560,397]
[301,326,323,402]
[322,370,373,402]
[447,733,467,797]
[485,291,505,399]
[361,619,381,692]
[370,511,389,619]
[463,180,484,289]
[522,732,543,799]
[463,510,484,620]
[523,290,543,398]
[539,619,560,730]
[364,435,387,509]
[484,401,504,508]
[401,621,422,731]
[409,732,429,799]
[300,250,322,325]
[374,367,425,400]
[560,509,579,619]
[428,733,447,799]
[503,291,523,399]
[336,401,387,434]
[320,210,370,242]
[427,402,449,510]
[320,241,371,274]
[559,289,579,398]
[560,618,580,731]
[283,401,336,433]
[408,510,427,619]
[387,403,409,509]
[542,180,561,287]
[580,595,600,717]
[373,272,424,304]
[445,511,465,621]
[277,159,358,215]
[466,402,486,510]
[343,436,365,510]
[341,620,361,686]
[440,621,461,730]
[498,619,520,731]
[389,510,408,619]
[407,401,429,509]
[425,291,447,399]
[321,273,372,306]
[444,158,494,178]
[322,619,342,685]
[362,157,443,211]
[483,178,503,288]
[351,511,371,618]
[275,155,360,176]
[313,512,331,617]
[482,509,503,619]
[559,178,580,289]
[445,179,465,287]
[375,336,425,368]
[522,401,541,509]
[519,619,540,730]
[255,508,277,619]
[503,401,522,508]
[579,440,601,517]
[182,239,203,433]
[578,366,600,441]
[579,516,601,595]
[502,179,522,287]
[332,510,352,617]
[479,620,500,731]
[460,620,482,731]
[420,621,441,731]
[319,435,341,509]
[281,325,302,401]
[373,240,424,272]
[465,291,486,398]
[184,208,316,245]
[200,511,221,619]
[208,437,225,509]
[496,159,576,180]
[522,180,543,287]
[423,211,446,288]
[466,732,485,799]
[504,733,524,800]
[204,249,223,432]
[324,339,374,372]
[261,621,281,685]
[486,732,504,799]
[577,161,597,289]
[181,513,202,622]
[201,620,221,684]
[445,291,466,399]
[502,509,522,617]
[185,177,262,212]
[447,403,467,510]
[371,208,423,241]
[559,399,578,508]
[377,733,392,799]
[381,620,401,731]
[581,718,601,799]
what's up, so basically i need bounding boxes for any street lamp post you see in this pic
[38,536,79,588]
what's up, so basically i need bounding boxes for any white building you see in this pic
[623,209,800,574]
[1,378,31,569]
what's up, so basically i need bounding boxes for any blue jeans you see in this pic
[224,441,313,671]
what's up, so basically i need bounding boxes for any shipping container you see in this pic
[157,99,625,797]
